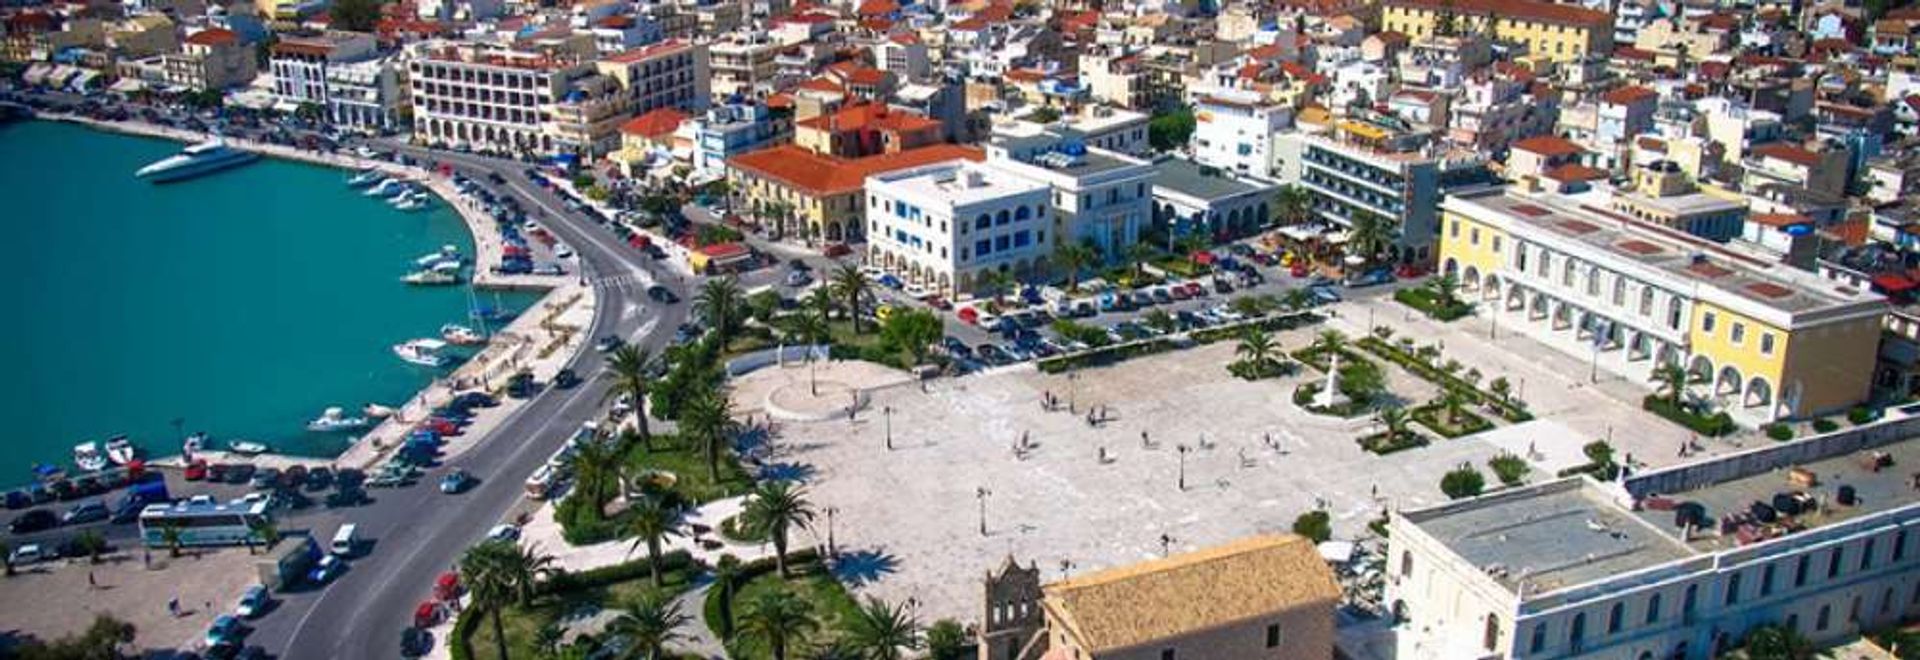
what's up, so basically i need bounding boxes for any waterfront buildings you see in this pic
[269,32,378,113]
[685,102,791,176]
[594,39,710,118]
[864,159,1053,295]
[725,143,985,243]
[1436,188,1884,420]
[709,32,780,99]
[1388,422,1920,659]
[160,27,256,91]
[408,40,595,155]
[324,57,405,133]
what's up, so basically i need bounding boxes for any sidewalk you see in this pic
[518,494,777,573]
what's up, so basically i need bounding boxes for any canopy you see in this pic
[109,77,147,93]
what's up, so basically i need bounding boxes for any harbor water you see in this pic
[0,120,534,473]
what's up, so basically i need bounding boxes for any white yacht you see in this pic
[104,435,139,465]
[393,338,451,367]
[72,442,108,472]
[308,407,371,433]
[134,138,258,182]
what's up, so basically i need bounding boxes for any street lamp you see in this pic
[884,406,894,451]
[976,487,991,536]
[1176,444,1190,491]
[825,506,839,557]
[1067,373,1079,413]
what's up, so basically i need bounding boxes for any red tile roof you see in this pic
[847,67,890,86]
[620,108,688,138]
[1510,135,1584,157]
[1753,143,1822,167]
[1383,0,1610,27]
[856,0,897,15]
[604,39,691,63]
[728,144,984,195]
[796,102,938,134]
[1749,212,1811,228]
[1601,85,1659,105]
[184,28,238,46]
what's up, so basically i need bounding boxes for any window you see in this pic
[1725,572,1742,605]
[1701,312,1717,333]
[1668,299,1684,330]
[1761,564,1776,596]
[1761,333,1776,355]
[1640,287,1655,316]
[1608,602,1624,634]
[1796,555,1811,587]
[1895,530,1908,561]
[1562,259,1576,286]
[1682,585,1698,621]
[995,236,1010,251]
[975,239,991,256]
[1862,538,1876,571]
[1015,206,1031,221]
[1401,552,1414,577]
[1266,624,1282,648]
[975,214,991,230]
[1569,613,1586,652]
[1529,623,1547,654]
[1731,323,1746,344]
[1494,236,1503,253]
[1816,604,1831,631]
[1160,649,1175,660]
[1829,548,1844,579]
[996,210,1010,226]
[1471,228,1481,245]
[1450,220,1460,238]
[1645,593,1662,624]
[1013,231,1031,247]
[1613,278,1626,306]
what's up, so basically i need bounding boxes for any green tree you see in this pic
[1291,510,1333,543]
[329,0,384,32]
[743,481,816,580]
[461,540,524,660]
[606,592,689,660]
[243,517,277,555]
[571,435,623,515]
[1583,440,1616,468]
[881,308,945,365]
[680,388,735,482]
[1053,242,1099,291]
[1438,387,1471,426]
[1147,105,1196,152]
[606,346,659,452]
[70,531,105,564]
[1652,363,1690,407]
[1440,464,1486,500]
[1124,242,1157,280]
[1348,210,1399,265]
[1489,453,1530,486]
[712,554,744,638]
[160,522,184,558]
[844,596,922,660]
[925,619,967,660]
[1142,309,1177,334]
[1742,623,1815,660]
[1282,287,1313,311]
[832,265,874,334]
[1026,106,1061,124]
[1489,376,1513,403]
[785,310,829,347]
[1428,273,1462,310]
[740,587,818,660]
[804,286,836,327]
[12,614,135,659]
[1274,184,1313,227]
[1312,329,1347,355]
[624,494,682,589]
[977,269,1017,306]
[1375,405,1410,439]
[1235,329,1279,371]
[695,277,747,345]
[534,623,566,659]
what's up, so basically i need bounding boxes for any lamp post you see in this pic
[1176,444,1190,491]
[825,506,839,556]
[1067,373,1079,413]
[883,406,894,451]
[976,487,991,536]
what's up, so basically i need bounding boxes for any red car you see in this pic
[822,243,852,258]
[925,296,952,310]
[183,459,209,481]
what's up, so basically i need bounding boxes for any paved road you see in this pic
[249,147,691,660]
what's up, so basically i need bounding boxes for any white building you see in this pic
[986,129,1156,263]
[1387,421,1920,660]
[269,32,377,112]
[1190,90,1290,180]
[408,41,596,155]
[1273,118,1493,263]
[324,56,405,133]
[865,160,1053,295]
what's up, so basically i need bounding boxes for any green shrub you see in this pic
[1812,418,1839,434]
[1368,516,1391,539]
[1356,430,1427,454]
[1411,403,1494,438]
[555,494,621,545]
[1642,395,1735,436]
[1356,337,1532,422]
[1489,453,1530,486]
[1291,510,1333,543]
[1849,406,1881,425]
[1036,338,1178,373]
[544,550,697,593]
[1766,424,1795,442]
[1440,464,1486,499]
[1556,461,1623,480]
[1393,287,1474,321]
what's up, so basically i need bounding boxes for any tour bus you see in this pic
[330,523,359,557]
[138,499,272,548]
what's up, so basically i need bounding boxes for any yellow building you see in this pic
[1436,188,1885,421]
[725,143,983,243]
[1380,0,1612,63]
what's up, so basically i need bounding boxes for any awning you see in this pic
[109,77,147,93]
[68,69,101,92]
[1872,273,1917,293]
[23,63,52,85]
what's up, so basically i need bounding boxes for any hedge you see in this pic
[1849,406,1883,425]
[1642,395,1735,436]
[1766,424,1795,442]
[1357,430,1427,454]
[1393,287,1474,322]
[449,601,484,660]
[1411,403,1494,438]
[1812,418,1839,434]
[1357,337,1533,423]
[1188,311,1322,344]
[1556,461,1622,480]
[543,549,698,593]
[1033,312,1323,374]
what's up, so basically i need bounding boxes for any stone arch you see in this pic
[1464,265,1482,290]
[1258,202,1271,225]
[1443,257,1460,277]
[1781,380,1805,418]
[1485,275,1504,301]
[825,221,844,242]
[1657,343,1682,366]
[1688,354,1714,382]
[1716,365,1743,397]
[1745,377,1774,409]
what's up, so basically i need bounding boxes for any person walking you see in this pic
[87,571,96,589]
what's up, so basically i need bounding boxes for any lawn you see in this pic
[705,555,863,660]
[627,432,755,504]
[1410,403,1494,438]
[462,557,702,660]
[1356,429,1427,454]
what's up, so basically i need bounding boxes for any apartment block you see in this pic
[1380,0,1613,63]
[270,32,378,111]
[409,41,596,155]
[985,129,1156,262]
[865,160,1053,296]
[1274,117,1494,264]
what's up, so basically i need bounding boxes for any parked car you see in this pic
[205,615,243,648]
[784,270,812,287]
[249,468,280,490]
[308,555,344,584]
[646,285,679,303]
[62,501,108,525]
[8,543,46,565]
[487,524,520,542]
[306,467,335,491]
[976,344,1011,366]
[594,335,626,353]
[439,470,475,494]
[9,508,58,534]
[1345,267,1394,288]
[552,368,581,389]
[235,585,270,618]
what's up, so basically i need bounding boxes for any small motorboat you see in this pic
[73,442,108,472]
[386,183,416,201]
[414,245,461,268]
[229,440,271,456]
[394,338,451,367]
[395,191,435,211]
[429,260,462,275]
[364,178,401,197]
[104,435,140,465]
[402,270,461,285]
[308,406,370,433]
[440,323,486,345]
[347,169,383,187]
[364,403,397,419]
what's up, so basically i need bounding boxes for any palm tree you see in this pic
[1375,406,1410,439]
[1438,387,1471,426]
[461,540,523,660]
[1348,211,1399,265]
[1236,329,1278,370]
[1313,329,1347,355]
[572,435,623,514]
[606,592,689,660]
[534,623,566,659]
[743,481,816,579]
[623,494,682,588]
[804,285,836,326]
[832,265,874,334]
[1142,309,1176,334]
[680,388,735,482]
[605,346,659,451]
[696,277,747,345]
[1281,288,1313,311]
[1124,243,1156,280]
[712,554,744,638]
[978,268,1016,306]
[243,517,277,555]
[1652,363,1691,407]
[160,522,184,558]
[740,587,818,660]
[74,530,107,565]
[1741,623,1814,660]
[844,597,922,660]
[1429,273,1462,309]
[1275,184,1313,226]
[1054,242,1098,292]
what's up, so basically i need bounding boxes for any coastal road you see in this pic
[248,147,691,660]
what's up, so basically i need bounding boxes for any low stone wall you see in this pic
[725,344,830,377]
[1624,408,1920,498]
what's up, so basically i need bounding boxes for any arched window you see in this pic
[1682,585,1698,621]
[1725,572,1742,605]
[1569,613,1587,652]
[1612,277,1627,306]
[996,210,1010,225]
[975,214,991,230]
[1608,602,1624,633]
[1528,622,1547,654]
[1483,614,1501,651]
[1562,258,1577,287]
[1015,205,1031,221]
[1645,593,1662,624]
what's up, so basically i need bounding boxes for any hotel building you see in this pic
[865,160,1053,296]
[1387,418,1920,659]
[408,41,595,155]
[1380,0,1613,63]
[984,129,1156,263]
[1274,117,1493,264]
[726,143,985,244]
[269,32,377,112]
[1436,188,1884,421]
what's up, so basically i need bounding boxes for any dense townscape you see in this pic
[5,0,1920,657]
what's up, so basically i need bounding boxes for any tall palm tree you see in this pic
[1275,184,1313,226]
[804,285,836,326]
[461,540,522,660]
[1348,211,1399,265]
[605,346,659,452]
[1313,329,1347,355]
[696,277,747,345]
[606,592,689,660]
[832,265,874,334]
[1124,242,1156,279]
[740,587,818,660]
[786,311,828,348]
[978,269,1016,306]
[1053,242,1098,291]
[1235,329,1278,369]
[680,388,735,482]
[712,554,744,638]
[1375,405,1410,438]
[743,481,816,579]
[1438,387,1471,426]
[624,494,682,588]
[844,597,922,660]
[571,436,623,514]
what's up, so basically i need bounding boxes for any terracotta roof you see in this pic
[1544,163,1609,182]
[1749,212,1811,228]
[1382,0,1610,27]
[619,108,688,138]
[847,67,890,86]
[1372,30,1410,45]
[796,102,937,134]
[595,15,633,28]
[727,144,984,196]
[1753,143,1822,167]
[1510,135,1584,158]
[272,40,333,57]
[183,28,237,46]
[859,17,893,30]
[603,39,691,63]
[1637,136,1667,151]
[1042,535,1337,654]
[1600,85,1659,106]
[796,77,846,93]
[1614,46,1654,61]
[1005,68,1046,83]
[856,0,897,15]
[1697,60,1731,79]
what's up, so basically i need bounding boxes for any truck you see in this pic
[111,480,170,523]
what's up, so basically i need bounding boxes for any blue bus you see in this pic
[138,499,272,548]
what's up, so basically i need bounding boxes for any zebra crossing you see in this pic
[590,273,651,290]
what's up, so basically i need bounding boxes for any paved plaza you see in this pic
[730,297,1753,624]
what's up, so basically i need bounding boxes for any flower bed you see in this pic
[1411,403,1494,438]
[1356,430,1427,455]
[1357,337,1533,423]
[1293,381,1369,417]
[1642,395,1735,436]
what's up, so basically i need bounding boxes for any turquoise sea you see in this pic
[0,120,534,475]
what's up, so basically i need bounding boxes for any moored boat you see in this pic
[229,440,270,455]
[364,403,397,418]
[364,178,402,197]
[134,137,258,182]
[308,406,370,432]
[347,168,383,187]
[440,323,485,345]
[73,442,108,472]
[393,338,451,367]
[403,270,461,285]
[183,432,207,458]
[104,435,139,465]
[415,245,462,268]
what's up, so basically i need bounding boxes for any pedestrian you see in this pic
[88,571,96,589]
[1140,430,1149,448]
[142,549,151,569]
[205,601,212,615]
[168,598,179,618]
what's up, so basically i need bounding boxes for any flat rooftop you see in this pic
[1153,158,1276,202]
[876,161,1048,206]
[1410,481,1696,595]
[1630,433,1920,554]
[1449,190,1882,318]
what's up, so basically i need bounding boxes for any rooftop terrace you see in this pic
[1409,481,1696,595]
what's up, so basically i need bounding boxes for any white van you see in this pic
[330,523,359,557]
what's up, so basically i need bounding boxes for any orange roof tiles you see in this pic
[620,108,688,138]
[727,144,984,196]
[1601,85,1659,105]
[1749,213,1811,228]
[1510,136,1584,157]
[1384,0,1610,27]
[796,102,938,134]
[1753,143,1822,167]
[184,28,238,46]
[604,39,691,63]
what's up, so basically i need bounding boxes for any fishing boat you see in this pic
[104,435,140,465]
[403,270,461,285]
[386,183,417,200]
[415,245,462,268]
[347,168,383,187]
[393,338,451,367]
[308,406,370,433]
[364,178,401,197]
[364,403,397,419]
[72,442,108,472]
[229,440,270,456]
[440,323,486,345]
